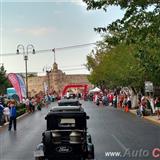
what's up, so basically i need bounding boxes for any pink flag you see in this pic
[8,73,23,101]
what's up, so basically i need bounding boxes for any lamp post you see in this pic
[16,44,35,98]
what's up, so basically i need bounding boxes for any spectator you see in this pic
[0,101,4,127]
[108,93,113,106]
[127,95,132,109]
[25,98,30,113]
[3,105,10,123]
[66,91,70,99]
[123,95,128,112]
[45,94,50,107]
[155,97,160,120]
[140,97,147,117]
[102,94,109,106]
[8,100,17,131]
[31,97,36,112]
[113,94,117,108]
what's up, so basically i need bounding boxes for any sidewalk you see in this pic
[0,112,29,130]
[129,109,160,126]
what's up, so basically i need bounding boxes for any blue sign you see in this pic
[7,87,16,96]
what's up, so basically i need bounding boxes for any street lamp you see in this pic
[16,44,35,98]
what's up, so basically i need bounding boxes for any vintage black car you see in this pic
[34,106,94,160]
[58,98,82,106]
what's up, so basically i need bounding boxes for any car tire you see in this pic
[87,143,94,159]
[87,134,92,143]
[43,131,51,145]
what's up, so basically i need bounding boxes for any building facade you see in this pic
[28,62,92,96]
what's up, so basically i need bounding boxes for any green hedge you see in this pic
[16,103,26,117]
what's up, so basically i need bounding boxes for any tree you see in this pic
[0,65,11,95]
[84,0,160,90]
[87,44,145,90]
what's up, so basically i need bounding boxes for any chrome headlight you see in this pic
[70,131,82,144]
[52,132,61,144]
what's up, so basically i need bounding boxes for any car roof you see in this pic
[58,98,79,102]
[50,106,83,112]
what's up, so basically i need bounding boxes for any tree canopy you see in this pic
[83,0,160,92]
[0,65,11,95]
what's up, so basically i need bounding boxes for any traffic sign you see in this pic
[145,81,153,92]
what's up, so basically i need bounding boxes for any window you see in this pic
[58,118,75,127]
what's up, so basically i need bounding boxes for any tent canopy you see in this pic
[89,87,101,93]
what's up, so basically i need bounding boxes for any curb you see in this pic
[144,116,160,126]
[129,109,160,126]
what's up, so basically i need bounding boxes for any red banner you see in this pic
[8,73,23,101]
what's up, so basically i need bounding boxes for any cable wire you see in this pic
[1,42,96,57]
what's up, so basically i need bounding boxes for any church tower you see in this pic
[49,49,65,94]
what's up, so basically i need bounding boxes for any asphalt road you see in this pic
[0,101,160,160]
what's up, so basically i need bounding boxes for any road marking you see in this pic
[112,134,127,151]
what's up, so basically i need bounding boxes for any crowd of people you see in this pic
[86,90,160,120]
[0,100,17,130]
[137,96,160,119]
[0,92,57,129]
[0,89,160,129]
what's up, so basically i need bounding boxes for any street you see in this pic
[0,101,160,160]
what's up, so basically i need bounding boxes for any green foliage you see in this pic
[83,0,159,11]
[0,65,11,95]
[88,44,145,90]
[16,103,26,117]
[84,0,160,91]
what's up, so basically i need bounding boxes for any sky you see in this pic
[0,0,124,75]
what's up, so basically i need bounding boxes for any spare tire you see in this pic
[43,131,51,145]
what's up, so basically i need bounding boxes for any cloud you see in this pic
[50,0,86,6]
[1,0,86,4]
[69,0,87,7]
[14,27,56,36]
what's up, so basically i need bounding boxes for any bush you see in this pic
[16,103,26,117]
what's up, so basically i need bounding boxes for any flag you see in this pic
[16,74,26,98]
[8,73,23,101]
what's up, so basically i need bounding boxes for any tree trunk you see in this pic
[130,87,139,109]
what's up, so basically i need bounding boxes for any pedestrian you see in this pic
[45,94,49,107]
[31,97,36,112]
[0,101,4,127]
[102,94,108,106]
[8,100,17,131]
[113,94,117,108]
[66,91,70,99]
[122,95,128,111]
[139,97,146,117]
[3,105,10,123]
[155,97,160,120]
[25,98,30,113]
[108,92,113,106]
[127,95,131,109]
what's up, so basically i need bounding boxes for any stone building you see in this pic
[28,62,92,96]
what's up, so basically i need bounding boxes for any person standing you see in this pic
[3,105,10,123]
[155,97,160,120]
[66,91,70,99]
[25,98,30,113]
[140,97,146,117]
[0,101,4,127]
[8,101,17,131]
